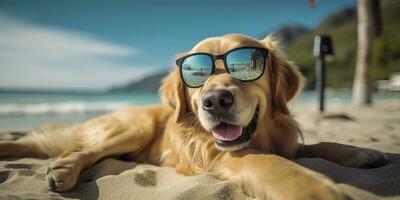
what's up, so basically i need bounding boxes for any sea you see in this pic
[0,90,399,131]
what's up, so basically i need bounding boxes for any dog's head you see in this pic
[161,34,303,151]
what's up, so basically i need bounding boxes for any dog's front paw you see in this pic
[339,147,388,168]
[46,157,80,192]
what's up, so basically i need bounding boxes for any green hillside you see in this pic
[285,1,400,89]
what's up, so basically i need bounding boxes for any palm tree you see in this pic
[352,0,382,106]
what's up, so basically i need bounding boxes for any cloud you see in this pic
[0,14,152,90]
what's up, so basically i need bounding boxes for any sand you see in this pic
[0,101,399,200]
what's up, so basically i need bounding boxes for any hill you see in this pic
[285,1,400,89]
[271,25,309,44]
[109,72,167,92]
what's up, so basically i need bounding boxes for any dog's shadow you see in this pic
[295,152,400,197]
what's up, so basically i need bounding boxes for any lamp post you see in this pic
[313,35,334,113]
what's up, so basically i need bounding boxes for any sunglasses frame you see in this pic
[176,46,269,88]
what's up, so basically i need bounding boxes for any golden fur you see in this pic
[0,34,388,200]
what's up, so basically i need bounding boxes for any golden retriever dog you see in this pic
[0,34,388,200]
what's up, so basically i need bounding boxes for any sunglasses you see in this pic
[176,47,269,88]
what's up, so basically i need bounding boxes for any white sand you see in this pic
[0,101,399,200]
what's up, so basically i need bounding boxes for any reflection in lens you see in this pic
[181,54,213,87]
[226,48,265,81]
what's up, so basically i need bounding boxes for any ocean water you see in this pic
[0,90,398,131]
[0,91,160,130]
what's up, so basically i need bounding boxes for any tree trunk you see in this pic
[352,0,381,106]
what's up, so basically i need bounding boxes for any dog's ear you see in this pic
[261,35,304,115]
[160,68,188,122]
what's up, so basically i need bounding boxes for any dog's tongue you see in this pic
[211,123,242,141]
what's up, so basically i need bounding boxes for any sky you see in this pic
[0,0,356,90]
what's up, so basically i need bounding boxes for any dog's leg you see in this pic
[45,125,156,192]
[0,106,169,192]
[216,151,345,200]
[45,148,117,192]
[300,142,388,168]
[0,140,48,158]
[0,125,75,158]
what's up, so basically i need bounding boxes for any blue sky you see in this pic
[0,0,355,90]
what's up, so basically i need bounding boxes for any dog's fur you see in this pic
[0,34,388,200]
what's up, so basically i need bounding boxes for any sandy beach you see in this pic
[294,100,400,153]
[0,100,399,200]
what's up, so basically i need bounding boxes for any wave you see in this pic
[0,101,134,116]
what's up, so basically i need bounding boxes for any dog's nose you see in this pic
[202,90,234,113]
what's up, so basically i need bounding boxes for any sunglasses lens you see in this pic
[181,54,213,87]
[226,48,265,81]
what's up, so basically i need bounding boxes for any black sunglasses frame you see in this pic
[176,46,269,88]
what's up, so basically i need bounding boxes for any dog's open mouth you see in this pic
[212,123,242,141]
[211,107,259,150]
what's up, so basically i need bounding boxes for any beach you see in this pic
[0,96,399,199]
[293,100,400,153]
